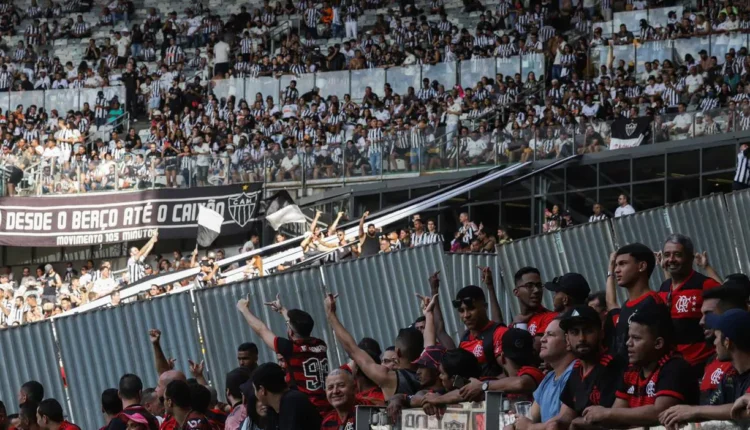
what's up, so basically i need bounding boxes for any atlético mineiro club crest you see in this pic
[228,191,260,227]
[625,122,637,136]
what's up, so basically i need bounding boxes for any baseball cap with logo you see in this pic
[544,273,591,302]
[706,309,750,350]
[412,345,447,369]
[559,305,601,332]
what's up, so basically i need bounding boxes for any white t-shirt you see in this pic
[614,204,635,218]
[92,277,116,296]
[214,41,230,64]
[280,155,299,170]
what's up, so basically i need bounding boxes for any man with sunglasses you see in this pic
[512,267,557,340]
[454,285,507,377]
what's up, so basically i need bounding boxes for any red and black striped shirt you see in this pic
[320,407,356,430]
[659,271,720,366]
[274,336,332,415]
[701,353,736,405]
[560,355,620,415]
[615,352,698,408]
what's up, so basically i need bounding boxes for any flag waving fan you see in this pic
[264,190,307,231]
[197,205,224,247]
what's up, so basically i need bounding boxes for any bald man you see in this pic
[321,370,358,429]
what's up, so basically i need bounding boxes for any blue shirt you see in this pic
[533,360,575,421]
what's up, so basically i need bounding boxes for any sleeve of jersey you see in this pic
[518,367,545,386]
[493,325,508,357]
[704,278,721,290]
[538,312,558,334]
[615,368,632,402]
[654,360,689,401]
[273,336,294,357]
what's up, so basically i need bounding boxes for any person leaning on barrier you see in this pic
[578,306,698,429]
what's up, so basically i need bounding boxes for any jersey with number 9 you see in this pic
[274,336,332,415]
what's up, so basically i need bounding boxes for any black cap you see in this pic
[501,328,535,363]
[560,305,601,332]
[544,273,590,301]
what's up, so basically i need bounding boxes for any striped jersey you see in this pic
[274,336,332,416]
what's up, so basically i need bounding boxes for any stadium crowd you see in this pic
[5,232,750,430]
[2,0,750,194]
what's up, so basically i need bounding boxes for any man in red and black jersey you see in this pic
[453,285,507,377]
[321,370,359,430]
[237,295,331,416]
[458,328,544,401]
[107,374,160,430]
[551,306,620,428]
[696,284,748,405]
[580,306,698,428]
[163,380,216,430]
[512,267,557,339]
[545,273,591,314]
[659,308,750,427]
[325,293,424,399]
[659,235,721,373]
[37,399,81,430]
[604,243,666,363]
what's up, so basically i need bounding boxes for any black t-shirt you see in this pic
[604,291,666,363]
[264,390,322,430]
[711,369,750,406]
[560,356,621,415]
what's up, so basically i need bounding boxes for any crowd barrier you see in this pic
[0,86,126,115]
[212,56,546,105]
[2,188,750,427]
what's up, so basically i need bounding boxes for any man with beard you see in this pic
[547,306,620,428]
[512,267,556,339]
[358,211,379,257]
[659,234,721,378]
[604,243,666,363]
[453,285,507,377]
[657,285,749,427]
[544,273,591,314]
[236,343,258,372]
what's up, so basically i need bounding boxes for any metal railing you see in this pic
[0,86,127,115]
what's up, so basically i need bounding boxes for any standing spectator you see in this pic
[512,267,556,338]
[581,307,698,428]
[733,143,750,191]
[128,231,158,284]
[37,398,81,429]
[236,295,331,415]
[163,380,211,429]
[509,318,575,429]
[544,273,591,314]
[213,36,231,77]
[549,306,619,427]
[453,285,506,377]
[604,244,665,363]
[659,234,720,376]
[589,203,608,222]
[106,374,160,430]
[497,227,512,246]
[40,264,61,304]
[614,194,635,218]
[252,363,322,430]
[452,212,478,249]
[358,211,379,257]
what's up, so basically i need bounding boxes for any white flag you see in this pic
[197,205,224,247]
[266,205,307,230]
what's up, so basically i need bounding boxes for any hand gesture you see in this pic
[478,266,493,285]
[695,251,708,269]
[264,293,283,313]
[428,271,440,294]
[324,293,339,315]
[416,293,438,315]
[149,329,161,344]
[188,359,205,378]
[479,222,484,231]
[192,245,198,256]
[654,251,663,268]
[362,211,370,218]
[609,251,617,271]
[236,295,249,312]
[315,209,322,216]
[167,358,176,370]
[337,211,344,218]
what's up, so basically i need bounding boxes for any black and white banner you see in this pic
[0,184,262,247]
[610,117,652,150]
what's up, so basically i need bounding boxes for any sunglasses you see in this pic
[451,297,476,310]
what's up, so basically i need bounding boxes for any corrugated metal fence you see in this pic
[0,190,749,427]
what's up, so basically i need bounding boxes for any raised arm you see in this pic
[324,293,396,394]
[695,251,722,284]
[310,209,322,234]
[428,271,456,349]
[328,211,344,235]
[136,230,159,260]
[418,294,438,347]
[480,266,504,324]
[359,211,369,240]
[149,329,173,376]
[236,296,277,351]
[606,251,620,311]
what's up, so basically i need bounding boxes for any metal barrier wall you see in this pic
[0,191,748,427]
[54,292,202,430]
[321,244,457,348]
[725,189,750,276]
[0,321,68,417]
[193,267,336,395]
